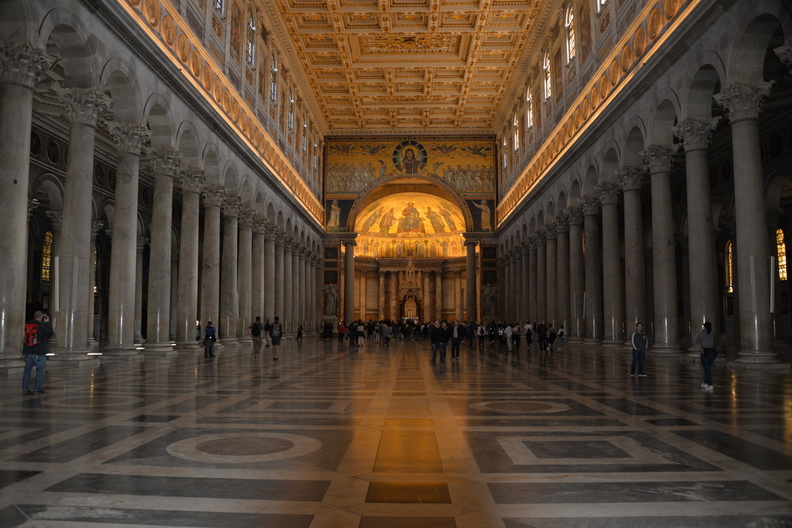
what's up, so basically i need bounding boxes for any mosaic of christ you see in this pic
[355,193,467,259]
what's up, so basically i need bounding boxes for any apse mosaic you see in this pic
[325,137,496,196]
[354,193,466,259]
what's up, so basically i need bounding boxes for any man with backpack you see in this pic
[249,316,264,356]
[22,311,54,395]
[270,316,283,360]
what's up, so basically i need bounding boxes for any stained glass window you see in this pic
[41,231,53,282]
[777,228,787,281]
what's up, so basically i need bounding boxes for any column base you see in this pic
[102,346,143,358]
[583,338,602,347]
[729,351,790,370]
[143,343,178,357]
[601,339,623,350]
[48,348,97,361]
[650,344,682,355]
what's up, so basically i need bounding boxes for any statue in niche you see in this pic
[324,286,338,316]
[483,287,496,316]
[328,200,341,229]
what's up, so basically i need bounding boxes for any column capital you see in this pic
[713,82,774,123]
[673,118,719,151]
[0,42,55,88]
[616,166,646,192]
[28,198,40,220]
[534,227,547,244]
[555,211,570,233]
[90,220,105,238]
[526,235,538,250]
[146,147,182,177]
[137,236,150,251]
[579,195,601,216]
[567,205,584,225]
[56,87,112,127]
[463,237,479,247]
[596,181,621,205]
[774,40,792,72]
[221,195,242,217]
[106,122,150,156]
[544,223,558,239]
[177,167,205,192]
[202,184,226,207]
[46,210,63,232]
[641,144,679,174]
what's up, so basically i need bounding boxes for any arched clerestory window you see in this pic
[565,5,576,63]
[526,87,534,129]
[543,51,552,100]
[246,9,256,65]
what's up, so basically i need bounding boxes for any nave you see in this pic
[2,338,791,527]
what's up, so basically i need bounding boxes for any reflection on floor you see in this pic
[2,337,792,527]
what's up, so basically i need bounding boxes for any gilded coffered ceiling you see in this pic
[262,0,552,134]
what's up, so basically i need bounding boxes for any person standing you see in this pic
[449,320,463,360]
[477,323,486,348]
[203,321,217,358]
[512,323,521,350]
[524,321,533,348]
[504,323,513,352]
[263,318,271,347]
[249,316,263,356]
[630,322,649,377]
[430,321,445,363]
[537,321,548,352]
[22,311,54,395]
[270,316,282,360]
[296,322,304,344]
[696,321,717,391]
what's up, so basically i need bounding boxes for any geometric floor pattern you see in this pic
[2,336,791,527]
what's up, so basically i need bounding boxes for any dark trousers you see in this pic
[701,354,715,385]
[431,342,447,362]
[631,350,645,374]
[450,338,461,358]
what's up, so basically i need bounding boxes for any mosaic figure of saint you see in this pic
[425,207,446,233]
[328,200,341,229]
[398,202,424,233]
[472,199,492,231]
[379,208,396,235]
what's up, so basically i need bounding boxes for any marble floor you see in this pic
[2,336,792,527]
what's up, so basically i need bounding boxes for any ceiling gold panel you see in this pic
[265,0,557,133]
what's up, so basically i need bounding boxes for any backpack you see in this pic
[251,322,262,336]
[24,323,39,348]
[271,323,281,338]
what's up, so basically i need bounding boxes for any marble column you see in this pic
[134,236,148,344]
[546,225,558,327]
[528,237,538,324]
[145,148,181,353]
[536,230,547,323]
[568,207,585,341]
[292,246,302,326]
[464,238,478,323]
[283,239,294,333]
[674,119,720,352]
[344,240,356,323]
[556,213,570,334]
[175,168,204,346]
[237,209,253,342]
[251,218,265,321]
[642,145,680,353]
[220,196,241,344]
[55,88,111,354]
[264,223,276,320]
[359,267,367,321]
[169,248,178,341]
[200,184,224,334]
[274,232,285,321]
[520,243,529,324]
[581,196,603,345]
[380,272,387,321]
[618,168,647,341]
[0,44,54,360]
[389,272,398,321]
[714,83,780,364]
[435,271,443,321]
[106,122,150,352]
[597,182,624,348]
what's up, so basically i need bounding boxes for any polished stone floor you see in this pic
[2,336,792,527]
